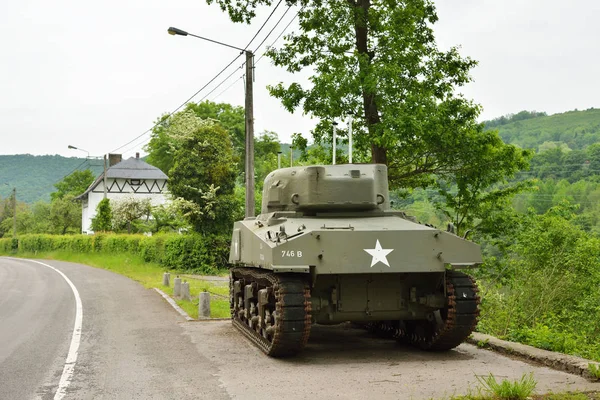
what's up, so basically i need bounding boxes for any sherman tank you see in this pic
[229,164,481,357]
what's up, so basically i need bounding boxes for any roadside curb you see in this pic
[468,332,600,381]
[153,288,194,321]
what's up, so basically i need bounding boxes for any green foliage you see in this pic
[51,169,95,200]
[476,203,600,361]
[484,110,548,129]
[475,373,537,400]
[434,133,532,236]
[588,364,600,380]
[264,1,486,179]
[0,154,103,203]
[111,197,152,233]
[485,108,600,151]
[145,101,245,176]
[0,232,230,274]
[149,198,194,233]
[49,194,81,234]
[166,112,241,234]
[91,198,112,232]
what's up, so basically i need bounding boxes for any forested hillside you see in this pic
[485,108,600,150]
[0,155,104,203]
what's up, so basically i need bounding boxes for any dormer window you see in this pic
[130,179,141,186]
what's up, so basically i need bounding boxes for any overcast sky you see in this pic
[1,0,599,158]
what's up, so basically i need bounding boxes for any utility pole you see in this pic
[244,50,255,218]
[12,187,16,238]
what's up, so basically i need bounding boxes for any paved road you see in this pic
[0,258,73,400]
[1,257,598,399]
[0,257,227,399]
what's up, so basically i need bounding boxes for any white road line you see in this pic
[14,259,83,400]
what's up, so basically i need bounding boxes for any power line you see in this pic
[108,1,288,156]
[256,8,300,64]
[206,7,299,103]
[53,159,91,185]
[252,5,292,54]
[108,53,243,154]
[213,76,244,101]
[243,0,284,50]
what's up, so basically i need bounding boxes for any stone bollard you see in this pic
[162,272,170,287]
[199,291,211,319]
[181,281,191,301]
[173,276,182,298]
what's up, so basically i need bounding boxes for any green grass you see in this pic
[0,250,231,319]
[475,373,537,400]
[588,363,600,380]
[447,372,599,400]
[450,393,599,400]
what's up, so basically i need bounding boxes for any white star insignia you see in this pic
[364,239,394,267]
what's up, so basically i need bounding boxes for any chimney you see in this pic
[108,153,122,167]
[136,152,140,159]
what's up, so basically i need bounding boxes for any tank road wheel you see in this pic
[230,267,312,357]
[403,270,480,351]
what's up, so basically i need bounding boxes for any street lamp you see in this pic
[167,26,255,218]
[68,145,90,158]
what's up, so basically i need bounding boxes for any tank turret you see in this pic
[262,164,390,213]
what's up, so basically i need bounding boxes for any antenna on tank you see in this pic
[332,121,338,165]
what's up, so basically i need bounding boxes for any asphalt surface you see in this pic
[0,257,227,399]
[1,257,598,399]
[0,258,73,400]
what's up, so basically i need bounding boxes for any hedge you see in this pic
[0,233,230,274]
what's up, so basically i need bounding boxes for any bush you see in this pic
[0,232,230,274]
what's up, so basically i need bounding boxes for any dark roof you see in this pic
[75,157,167,200]
[106,157,168,180]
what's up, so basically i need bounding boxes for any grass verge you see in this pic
[0,250,230,319]
[448,372,599,400]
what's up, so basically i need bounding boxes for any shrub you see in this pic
[0,232,230,274]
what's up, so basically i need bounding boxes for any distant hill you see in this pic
[0,155,104,203]
[484,108,600,151]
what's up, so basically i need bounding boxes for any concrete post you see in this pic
[181,281,191,301]
[199,292,211,319]
[162,272,170,287]
[173,276,182,298]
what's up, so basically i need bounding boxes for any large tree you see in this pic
[146,101,245,175]
[164,111,242,234]
[51,169,95,200]
[207,0,529,190]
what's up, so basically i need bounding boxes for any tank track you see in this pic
[366,270,480,351]
[230,267,312,357]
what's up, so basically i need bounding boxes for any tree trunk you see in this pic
[352,0,388,165]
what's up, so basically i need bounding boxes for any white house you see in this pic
[76,153,169,233]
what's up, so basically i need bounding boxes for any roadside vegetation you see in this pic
[447,372,598,400]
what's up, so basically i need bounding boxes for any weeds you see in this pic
[588,363,600,380]
[476,372,537,400]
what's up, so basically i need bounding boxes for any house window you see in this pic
[130,179,141,186]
